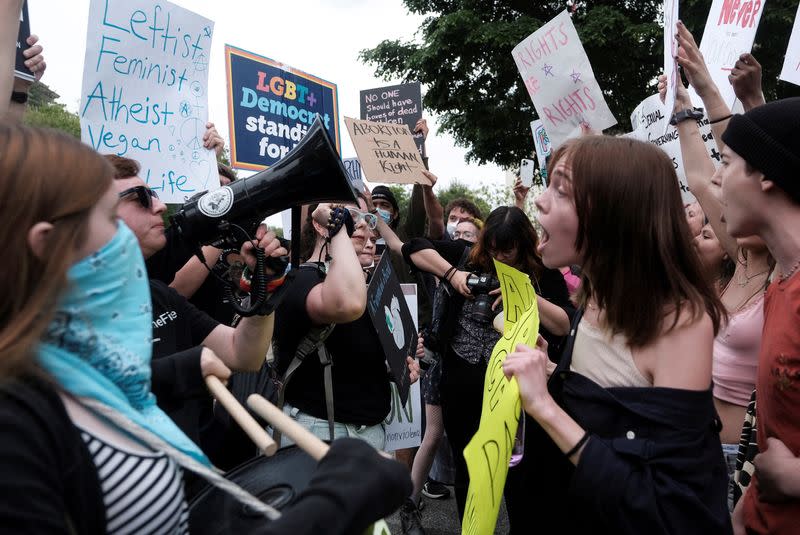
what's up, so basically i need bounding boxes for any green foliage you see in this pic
[386,184,412,217]
[23,102,81,138]
[360,0,800,168]
[435,180,492,219]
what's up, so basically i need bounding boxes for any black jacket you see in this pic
[537,310,733,535]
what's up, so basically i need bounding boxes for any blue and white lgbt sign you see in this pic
[225,45,340,171]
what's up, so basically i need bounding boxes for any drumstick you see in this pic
[205,376,278,456]
[247,394,330,461]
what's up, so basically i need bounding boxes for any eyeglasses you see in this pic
[346,208,378,230]
[118,186,159,210]
[453,230,476,240]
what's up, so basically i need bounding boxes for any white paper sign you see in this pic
[663,0,680,130]
[80,0,216,203]
[690,0,766,108]
[384,283,422,451]
[512,10,617,149]
[780,2,800,86]
[628,94,723,204]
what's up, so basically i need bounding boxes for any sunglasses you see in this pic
[119,186,159,210]
[346,208,378,230]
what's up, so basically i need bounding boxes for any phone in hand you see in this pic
[520,159,535,188]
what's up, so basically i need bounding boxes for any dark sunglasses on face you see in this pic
[118,186,159,209]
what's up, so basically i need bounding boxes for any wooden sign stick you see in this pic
[247,394,330,461]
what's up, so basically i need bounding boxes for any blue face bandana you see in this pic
[376,208,393,225]
[37,221,210,466]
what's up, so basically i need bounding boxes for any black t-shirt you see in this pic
[272,266,391,426]
[188,260,238,326]
[149,279,219,444]
[145,226,196,285]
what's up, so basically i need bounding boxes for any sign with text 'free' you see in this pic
[80,0,216,203]
[225,45,339,171]
[512,10,617,149]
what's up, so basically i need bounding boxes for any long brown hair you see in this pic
[556,135,724,347]
[0,125,113,379]
[468,206,546,282]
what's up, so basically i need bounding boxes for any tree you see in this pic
[360,0,800,168]
[23,102,80,138]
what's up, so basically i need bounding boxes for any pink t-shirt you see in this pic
[712,292,765,406]
[560,267,581,295]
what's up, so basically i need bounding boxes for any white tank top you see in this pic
[570,319,652,388]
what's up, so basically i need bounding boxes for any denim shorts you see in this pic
[279,403,386,451]
[722,442,739,512]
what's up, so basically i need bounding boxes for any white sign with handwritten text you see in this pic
[689,0,766,108]
[80,0,216,203]
[628,94,723,204]
[780,2,800,86]
[512,10,617,149]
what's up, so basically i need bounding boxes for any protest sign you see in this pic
[512,10,617,149]
[360,82,425,157]
[367,254,417,406]
[530,119,552,185]
[345,118,431,185]
[343,157,366,193]
[780,2,800,86]
[628,94,722,204]
[80,0,215,204]
[225,45,339,171]
[663,0,680,128]
[15,1,33,81]
[462,261,539,535]
[690,0,766,108]
[383,283,423,452]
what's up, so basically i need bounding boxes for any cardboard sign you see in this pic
[345,118,430,185]
[512,10,617,149]
[80,0,216,203]
[383,283,423,452]
[225,45,339,171]
[530,119,552,185]
[462,260,539,535]
[689,0,766,108]
[628,94,723,204]
[663,0,680,130]
[366,254,417,406]
[780,2,800,86]
[360,82,425,157]
[15,1,33,81]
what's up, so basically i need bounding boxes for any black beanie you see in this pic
[371,185,399,214]
[721,97,800,203]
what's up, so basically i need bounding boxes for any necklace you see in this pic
[780,258,800,282]
[737,266,770,287]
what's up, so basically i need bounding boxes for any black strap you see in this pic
[551,307,584,379]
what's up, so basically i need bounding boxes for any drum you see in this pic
[187,445,318,534]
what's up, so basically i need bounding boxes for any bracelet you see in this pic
[326,206,355,238]
[443,266,456,281]
[564,431,590,458]
[708,114,732,125]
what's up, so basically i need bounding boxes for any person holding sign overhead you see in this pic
[503,135,732,534]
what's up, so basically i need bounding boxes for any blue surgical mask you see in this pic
[377,208,393,225]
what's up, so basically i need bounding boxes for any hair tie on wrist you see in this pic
[564,431,590,458]
[443,266,456,281]
[708,114,732,125]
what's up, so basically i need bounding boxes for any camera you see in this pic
[466,272,501,323]
[418,330,440,371]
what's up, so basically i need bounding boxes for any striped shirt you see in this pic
[79,428,189,534]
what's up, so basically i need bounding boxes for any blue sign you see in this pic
[225,44,340,171]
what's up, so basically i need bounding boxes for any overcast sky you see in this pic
[28,0,508,201]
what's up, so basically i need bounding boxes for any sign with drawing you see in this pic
[512,10,617,149]
[80,0,216,203]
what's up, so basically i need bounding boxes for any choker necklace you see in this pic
[780,258,800,282]
[737,266,770,287]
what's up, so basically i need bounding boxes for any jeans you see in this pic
[279,403,386,451]
[722,442,738,512]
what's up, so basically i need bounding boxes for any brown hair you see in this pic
[0,125,113,378]
[104,154,140,179]
[445,198,483,221]
[554,135,724,347]
[468,206,545,282]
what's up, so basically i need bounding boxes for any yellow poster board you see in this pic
[461,261,539,535]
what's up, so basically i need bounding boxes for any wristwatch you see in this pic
[669,107,704,126]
